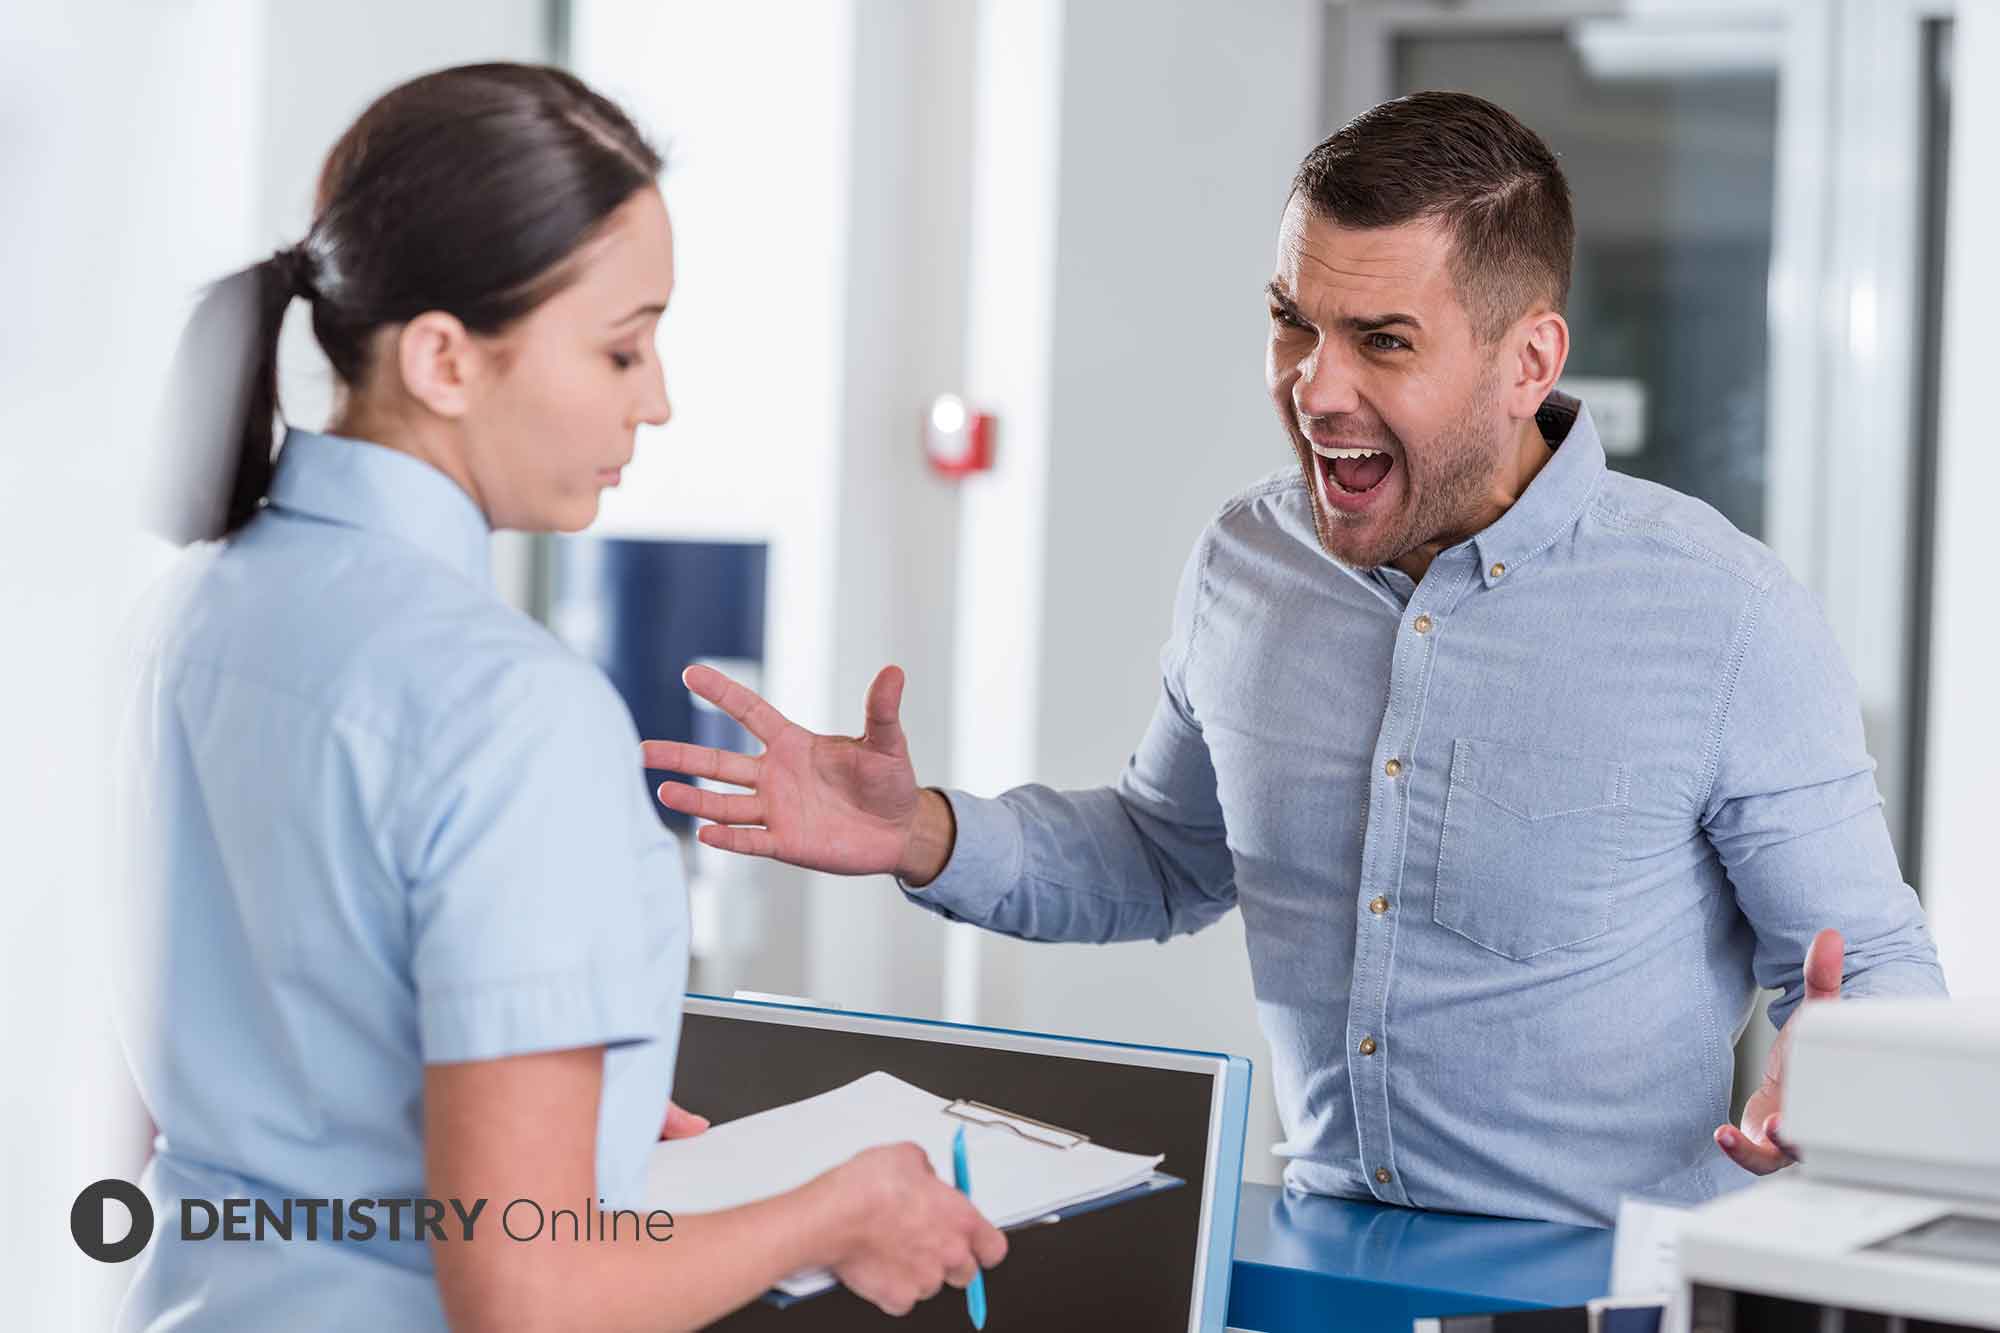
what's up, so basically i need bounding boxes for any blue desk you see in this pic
[1227,1184,1615,1332]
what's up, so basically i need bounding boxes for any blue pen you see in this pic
[950,1125,988,1329]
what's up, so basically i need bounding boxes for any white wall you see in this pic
[809,0,982,1019]
[1922,0,2000,998]
[955,0,1326,1187]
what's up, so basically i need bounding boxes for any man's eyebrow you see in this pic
[1264,280,1303,316]
[1335,312,1422,333]
[610,302,668,327]
[1263,284,1421,334]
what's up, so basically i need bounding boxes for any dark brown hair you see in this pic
[206,63,662,538]
[1291,91,1573,343]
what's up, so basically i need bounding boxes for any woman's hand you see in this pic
[659,1101,710,1140]
[642,664,957,884]
[811,1143,1008,1317]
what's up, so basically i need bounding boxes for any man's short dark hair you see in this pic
[1291,91,1573,343]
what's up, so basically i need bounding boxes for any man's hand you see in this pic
[641,663,957,884]
[1714,927,1844,1175]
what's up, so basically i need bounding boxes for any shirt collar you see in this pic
[1469,391,1606,588]
[266,428,492,584]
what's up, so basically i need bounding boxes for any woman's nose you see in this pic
[635,361,671,429]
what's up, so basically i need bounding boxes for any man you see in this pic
[645,92,1946,1227]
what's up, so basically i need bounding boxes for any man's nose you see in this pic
[1294,344,1360,419]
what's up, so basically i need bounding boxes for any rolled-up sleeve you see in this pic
[394,653,678,1064]
[904,530,1238,943]
[1701,574,1948,1028]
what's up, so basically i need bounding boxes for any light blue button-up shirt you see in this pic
[113,430,688,1330]
[909,401,1945,1227]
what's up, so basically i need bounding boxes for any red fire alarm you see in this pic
[924,394,996,477]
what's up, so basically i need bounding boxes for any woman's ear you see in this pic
[1503,310,1570,420]
[396,311,478,419]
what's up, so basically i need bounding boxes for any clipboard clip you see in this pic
[941,1098,1090,1150]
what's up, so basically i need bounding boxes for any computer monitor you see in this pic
[671,995,1252,1332]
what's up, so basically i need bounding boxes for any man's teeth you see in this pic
[1311,445,1385,460]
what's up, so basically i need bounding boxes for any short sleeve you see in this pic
[393,654,680,1065]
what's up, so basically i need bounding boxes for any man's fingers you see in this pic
[1764,1112,1802,1162]
[862,664,906,752]
[655,780,764,826]
[682,664,792,744]
[642,739,759,787]
[1715,1122,1789,1175]
[696,823,780,858]
[1804,928,1846,1003]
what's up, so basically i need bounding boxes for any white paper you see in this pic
[644,1071,1164,1297]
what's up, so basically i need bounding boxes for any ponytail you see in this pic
[146,244,313,544]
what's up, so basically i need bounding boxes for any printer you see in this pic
[1677,998,2000,1331]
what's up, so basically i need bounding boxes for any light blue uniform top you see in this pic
[113,430,688,1331]
[908,400,1945,1228]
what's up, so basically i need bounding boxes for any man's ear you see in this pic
[1502,309,1569,419]
[396,311,479,419]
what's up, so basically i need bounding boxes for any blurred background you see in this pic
[6,0,1995,1325]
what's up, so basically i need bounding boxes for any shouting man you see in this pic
[647,92,1946,1226]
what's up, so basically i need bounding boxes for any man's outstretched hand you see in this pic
[641,663,957,885]
[1714,927,1845,1175]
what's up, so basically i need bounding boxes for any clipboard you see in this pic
[760,1095,1186,1309]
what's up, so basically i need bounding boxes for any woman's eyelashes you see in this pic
[609,347,640,371]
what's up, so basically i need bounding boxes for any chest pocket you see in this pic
[1433,738,1629,961]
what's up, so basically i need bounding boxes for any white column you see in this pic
[1921,0,2000,998]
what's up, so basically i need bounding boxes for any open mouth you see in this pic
[1310,443,1395,497]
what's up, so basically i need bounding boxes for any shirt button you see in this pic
[1375,1167,1393,1185]
[1412,614,1433,634]
[1369,896,1390,915]
[1489,561,1507,580]
[1383,758,1403,778]
[1358,1035,1378,1056]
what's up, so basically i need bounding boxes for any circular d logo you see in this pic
[71,1178,154,1263]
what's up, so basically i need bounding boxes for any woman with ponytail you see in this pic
[118,63,1003,1331]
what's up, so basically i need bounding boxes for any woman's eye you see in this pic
[610,350,638,370]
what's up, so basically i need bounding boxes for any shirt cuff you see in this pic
[419,960,661,1064]
[897,788,1024,925]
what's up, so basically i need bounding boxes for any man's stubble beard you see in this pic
[1303,363,1507,571]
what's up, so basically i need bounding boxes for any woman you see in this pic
[116,63,1003,1331]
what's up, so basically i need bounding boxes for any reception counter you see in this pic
[1227,1183,1616,1332]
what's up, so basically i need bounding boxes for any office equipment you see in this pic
[952,1126,988,1329]
[665,995,1250,1331]
[1606,1198,1692,1333]
[1676,999,2000,1330]
[645,1070,1167,1299]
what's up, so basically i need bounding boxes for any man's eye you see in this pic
[1269,307,1306,330]
[1365,332,1408,352]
